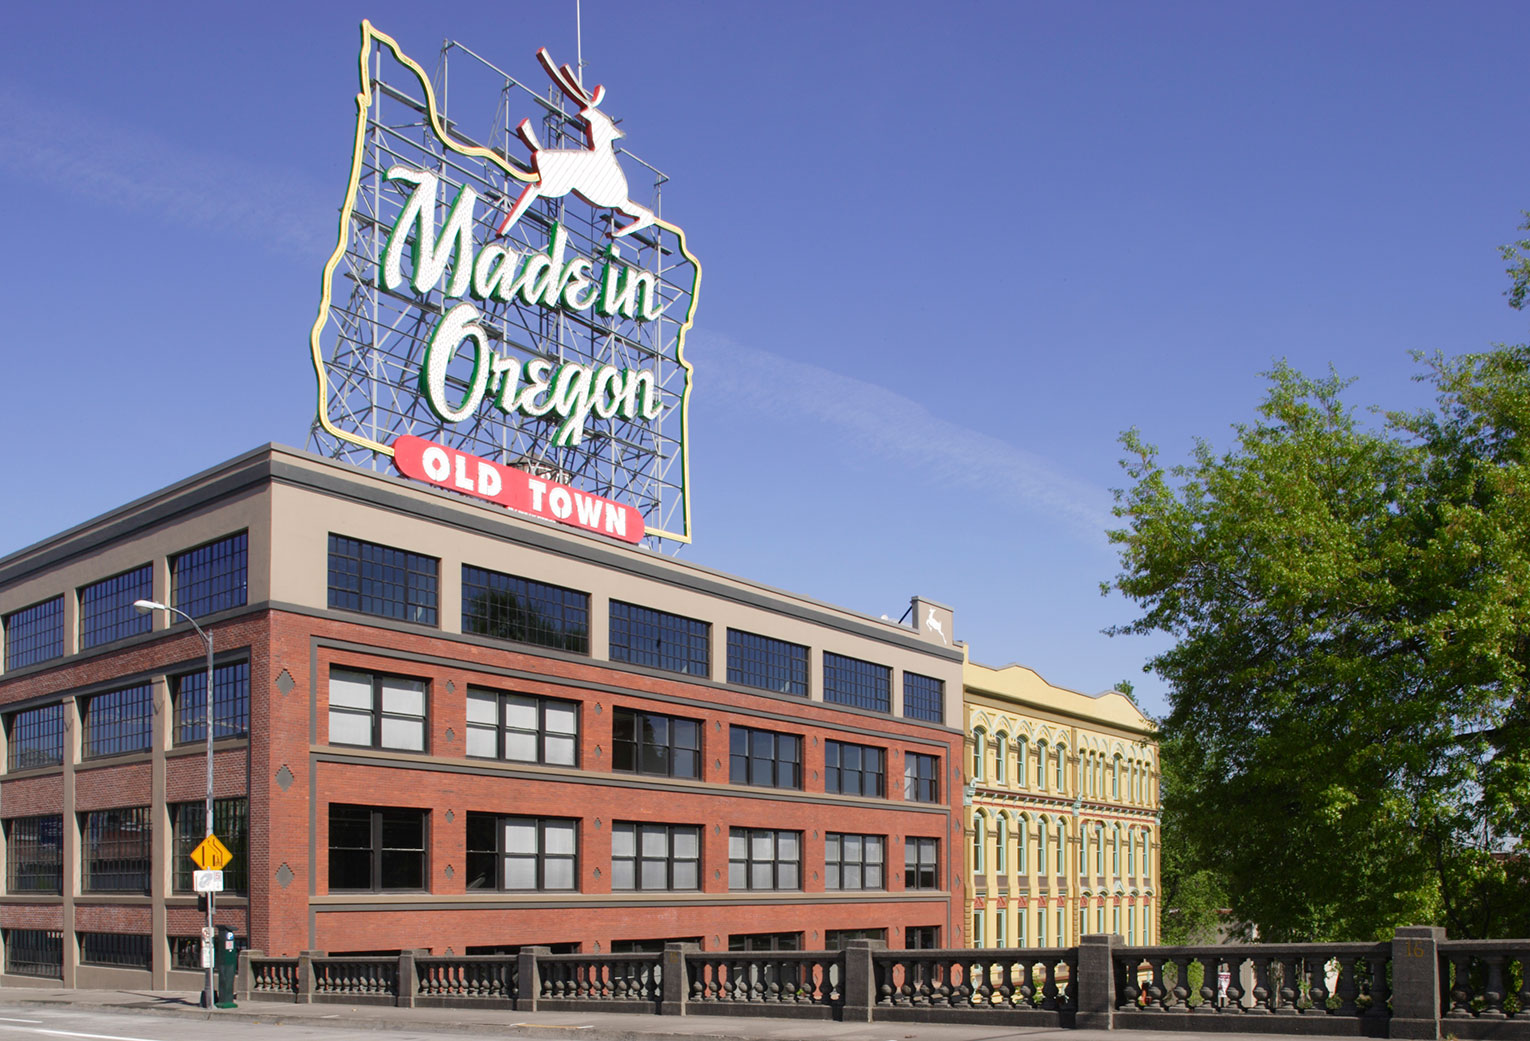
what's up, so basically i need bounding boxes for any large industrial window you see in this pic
[822,652,890,713]
[172,661,250,744]
[611,822,699,891]
[466,813,576,891]
[79,932,151,969]
[727,828,800,891]
[904,926,940,949]
[728,932,802,951]
[328,668,427,752]
[903,672,944,723]
[904,837,939,889]
[825,928,887,949]
[825,740,885,798]
[171,531,248,619]
[79,564,152,649]
[326,534,438,626]
[903,751,940,803]
[171,798,248,894]
[461,565,589,653]
[82,684,153,759]
[725,629,807,696]
[7,704,64,771]
[3,596,63,670]
[4,815,62,893]
[3,929,61,978]
[727,726,800,789]
[81,807,152,893]
[825,833,884,890]
[327,805,426,891]
[465,688,577,765]
[608,601,709,676]
[612,707,700,779]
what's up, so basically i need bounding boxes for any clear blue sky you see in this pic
[3,1,1527,717]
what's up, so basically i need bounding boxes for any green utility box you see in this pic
[214,926,238,1008]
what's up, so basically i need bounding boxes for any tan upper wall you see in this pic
[2,445,963,726]
[964,656,1154,738]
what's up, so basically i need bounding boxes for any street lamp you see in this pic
[134,598,216,1010]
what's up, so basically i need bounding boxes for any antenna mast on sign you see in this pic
[575,0,585,86]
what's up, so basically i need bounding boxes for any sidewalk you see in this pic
[0,988,1366,1041]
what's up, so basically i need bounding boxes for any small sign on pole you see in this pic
[189,834,233,871]
[193,870,224,893]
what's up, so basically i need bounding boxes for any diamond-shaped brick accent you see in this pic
[444,864,454,879]
[444,809,454,823]
[276,670,295,695]
[275,863,294,889]
[446,680,455,694]
[444,727,456,744]
[275,765,294,792]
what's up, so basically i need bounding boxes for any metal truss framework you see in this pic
[309,28,698,548]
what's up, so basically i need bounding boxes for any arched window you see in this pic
[1080,753,1090,796]
[1095,822,1105,876]
[1037,907,1046,946]
[1112,824,1121,877]
[973,908,985,948]
[1112,755,1122,799]
[1016,738,1028,788]
[1017,906,1028,947]
[1095,756,1104,796]
[971,728,986,782]
[996,814,1008,874]
[1055,745,1067,791]
[1037,815,1048,872]
[1126,826,1136,877]
[1055,818,1066,874]
[995,732,1008,785]
[973,814,986,874]
[1140,830,1150,882]
[1036,740,1049,789]
[1078,822,1088,877]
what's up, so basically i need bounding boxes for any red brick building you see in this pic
[0,445,965,988]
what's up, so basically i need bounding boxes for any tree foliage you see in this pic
[1107,274,1530,940]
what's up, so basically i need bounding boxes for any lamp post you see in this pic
[134,598,216,1009]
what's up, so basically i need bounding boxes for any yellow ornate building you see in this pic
[963,656,1159,949]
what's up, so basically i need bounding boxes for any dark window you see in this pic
[327,535,438,625]
[328,668,427,751]
[5,815,62,893]
[611,822,699,891]
[612,707,700,779]
[905,837,939,889]
[461,565,589,653]
[825,741,885,797]
[904,926,941,949]
[79,932,151,969]
[902,672,945,723]
[728,726,800,789]
[609,937,700,954]
[171,532,248,619]
[825,928,887,949]
[172,799,248,894]
[728,932,802,951]
[823,652,891,712]
[465,689,577,765]
[825,833,884,890]
[466,813,576,891]
[79,565,152,649]
[173,661,250,744]
[4,929,62,977]
[327,805,426,891]
[608,601,709,676]
[727,828,800,891]
[904,752,940,804]
[7,704,64,771]
[725,629,807,696]
[83,684,153,759]
[3,596,63,670]
[82,807,152,893]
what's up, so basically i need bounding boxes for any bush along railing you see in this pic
[236,928,1530,1038]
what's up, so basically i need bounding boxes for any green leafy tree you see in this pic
[1106,256,1530,939]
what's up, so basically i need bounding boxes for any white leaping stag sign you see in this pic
[497,49,656,239]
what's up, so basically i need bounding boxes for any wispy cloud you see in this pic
[0,84,332,255]
[694,332,1115,541]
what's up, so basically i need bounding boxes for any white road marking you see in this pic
[0,1018,45,1024]
[11,1028,175,1041]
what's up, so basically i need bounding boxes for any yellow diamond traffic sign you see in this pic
[189,834,233,871]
